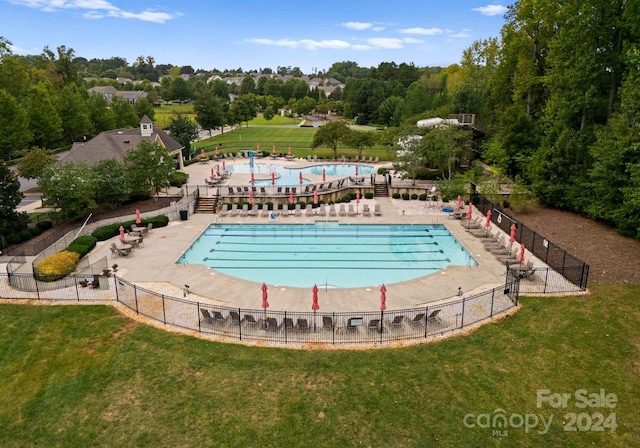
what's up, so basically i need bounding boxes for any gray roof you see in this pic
[62,126,183,166]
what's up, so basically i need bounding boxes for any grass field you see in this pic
[0,283,637,447]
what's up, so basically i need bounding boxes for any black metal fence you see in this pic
[0,272,519,346]
[472,193,589,290]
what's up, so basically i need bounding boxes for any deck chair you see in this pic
[230,203,239,216]
[374,204,382,216]
[520,261,537,279]
[367,319,381,334]
[261,206,270,217]
[242,314,259,330]
[427,310,442,323]
[263,317,279,332]
[294,203,302,217]
[305,204,314,216]
[322,316,333,331]
[110,242,132,257]
[347,204,356,216]
[248,204,258,217]
[411,313,426,327]
[389,315,405,330]
[345,318,360,334]
[281,204,289,216]
[219,204,229,216]
[226,311,241,327]
[362,204,371,216]
[200,309,215,327]
[374,156,379,163]
[317,204,326,216]
[280,317,294,332]
[239,203,249,216]
[339,204,347,216]
[295,318,309,333]
[328,203,337,216]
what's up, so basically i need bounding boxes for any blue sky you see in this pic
[2,0,510,73]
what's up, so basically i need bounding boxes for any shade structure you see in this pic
[215,147,219,155]
[518,244,526,263]
[135,209,141,225]
[485,210,492,227]
[379,284,387,311]
[299,171,303,185]
[289,188,294,204]
[119,226,126,244]
[467,203,473,220]
[222,160,226,171]
[251,172,255,186]
[509,223,517,244]
[313,189,318,205]
[312,284,319,311]
[271,172,275,186]
[457,195,462,209]
[249,189,253,205]
[272,145,276,154]
[322,168,326,182]
[261,283,269,309]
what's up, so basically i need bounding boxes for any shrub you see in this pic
[419,194,428,201]
[170,171,188,187]
[392,192,401,199]
[34,250,80,281]
[402,193,410,200]
[264,202,273,210]
[411,194,418,200]
[377,167,388,175]
[91,215,169,241]
[365,192,374,199]
[5,233,21,245]
[36,220,53,232]
[28,227,41,238]
[19,229,32,241]
[67,235,98,258]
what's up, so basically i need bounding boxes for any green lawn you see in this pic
[0,283,637,447]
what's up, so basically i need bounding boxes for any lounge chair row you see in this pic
[219,202,382,217]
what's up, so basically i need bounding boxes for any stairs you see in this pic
[373,181,388,197]
[194,196,219,214]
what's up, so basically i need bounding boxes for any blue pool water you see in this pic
[177,223,476,288]
[228,163,375,185]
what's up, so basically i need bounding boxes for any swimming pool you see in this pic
[177,223,476,288]
[228,163,376,185]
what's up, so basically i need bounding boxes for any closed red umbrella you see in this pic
[314,189,318,205]
[289,188,294,204]
[518,244,526,263]
[379,284,387,311]
[485,210,492,228]
[222,160,226,171]
[322,168,326,182]
[261,283,269,309]
[299,171,303,185]
[215,147,219,155]
[251,172,255,186]
[288,146,291,156]
[356,189,360,203]
[135,209,141,225]
[119,225,126,245]
[457,195,462,209]
[272,145,276,154]
[271,171,275,186]
[467,203,473,220]
[312,284,319,311]
[216,164,220,176]
[201,149,205,158]
[509,223,517,244]
[211,167,215,178]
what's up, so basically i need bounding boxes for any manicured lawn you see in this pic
[153,104,195,128]
[0,283,637,447]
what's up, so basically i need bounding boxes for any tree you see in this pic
[343,129,378,159]
[239,75,255,95]
[38,161,98,221]
[93,158,130,209]
[194,93,227,136]
[110,96,139,129]
[168,113,199,158]
[86,92,116,134]
[25,80,63,148]
[16,147,56,179]
[57,84,92,143]
[310,121,350,159]
[0,161,28,240]
[0,89,32,160]
[134,97,155,121]
[229,95,257,127]
[125,140,175,198]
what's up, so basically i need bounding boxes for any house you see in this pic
[61,115,185,169]
[87,86,148,105]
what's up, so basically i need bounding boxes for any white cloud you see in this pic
[341,21,372,31]
[471,4,508,16]
[300,39,351,50]
[449,32,471,38]
[371,26,385,32]
[402,37,423,44]
[352,44,375,51]
[366,37,404,49]
[7,0,178,23]
[399,27,444,36]
[248,38,299,48]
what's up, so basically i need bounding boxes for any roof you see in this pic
[61,126,183,166]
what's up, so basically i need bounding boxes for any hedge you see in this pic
[66,235,98,258]
[91,215,170,241]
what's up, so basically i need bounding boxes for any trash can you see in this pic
[179,209,188,221]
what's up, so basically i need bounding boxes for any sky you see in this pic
[2,0,510,73]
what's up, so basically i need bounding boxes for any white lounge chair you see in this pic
[305,204,314,216]
[317,204,326,216]
[339,204,347,216]
[347,204,356,216]
[363,204,371,216]
[329,204,337,216]
[374,204,382,216]
[294,204,302,217]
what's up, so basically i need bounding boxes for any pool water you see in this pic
[228,163,375,185]
[177,223,476,288]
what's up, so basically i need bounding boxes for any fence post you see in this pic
[424,306,429,338]
[490,289,495,318]
[197,302,201,333]
[332,312,335,345]
[380,310,384,344]
[74,275,80,302]
[162,294,167,324]
[238,308,243,341]
[461,297,466,328]
[134,284,139,314]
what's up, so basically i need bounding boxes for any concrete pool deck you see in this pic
[13,156,516,313]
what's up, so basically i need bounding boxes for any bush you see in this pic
[67,235,98,258]
[5,233,21,245]
[34,250,80,281]
[365,192,374,199]
[36,220,53,232]
[419,194,428,201]
[392,192,401,199]
[28,227,41,238]
[91,215,169,241]
[264,202,274,210]
[170,171,188,187]
[19,229,31,241]
[411,194,418,200]
[402,193,410,200]
[377,167,388,175]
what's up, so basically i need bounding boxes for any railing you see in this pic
[0,272,520,346]
[472,193,589,290]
